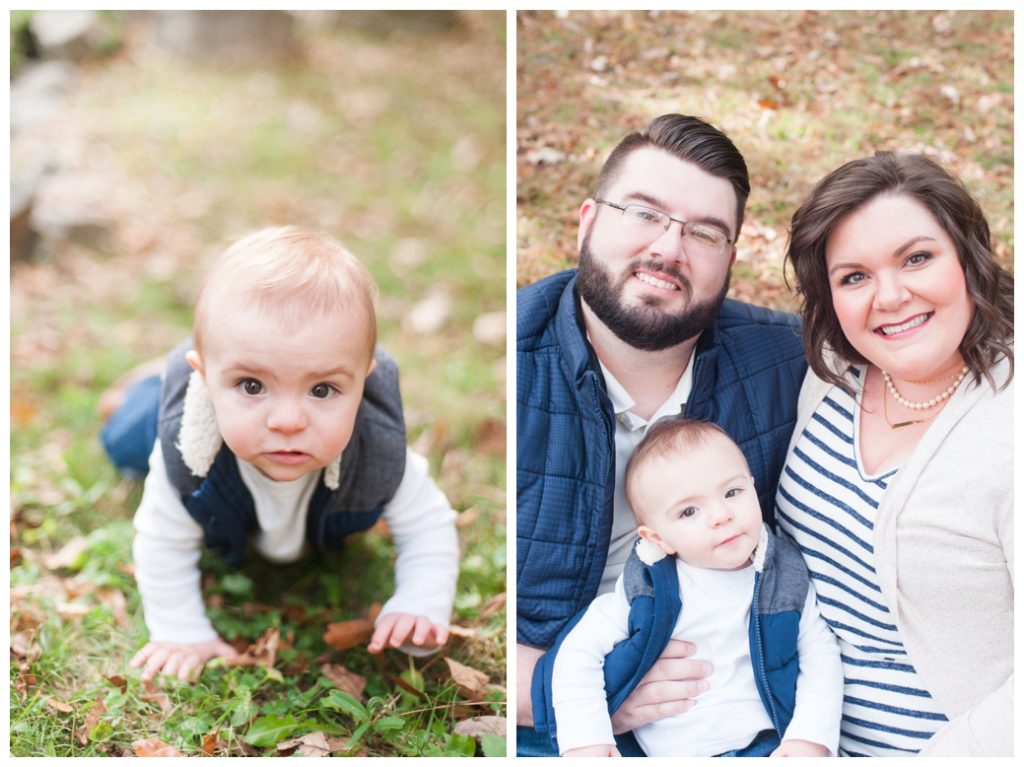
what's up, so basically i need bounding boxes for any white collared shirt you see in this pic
[595,356,694,595]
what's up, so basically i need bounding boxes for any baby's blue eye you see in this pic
[679,506,698,519]
[725,487,743,499]
[241,379,263,396]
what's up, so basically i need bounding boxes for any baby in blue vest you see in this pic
[551,418,842,757]
[118,227,459,682]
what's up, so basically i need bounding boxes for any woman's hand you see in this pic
[368,612,448,654]
[129,637,239,682]
[610,639,711,734]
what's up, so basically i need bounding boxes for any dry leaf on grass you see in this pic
[141,680,173,715]
[232,626,280,668]
[481,591,506,619]
[447,624,478,640]
[200,729,221,756]
[75,697,107,744]
[44,696,75,713]
[320,663,367,699]
[43,537,88,570]
[323,603,381,651]
[276,731,339,757]
[133,737,185,757]
[11,631,42,661]
[443,657,490,697]
[453,715,506,739]
[105,674,128,693]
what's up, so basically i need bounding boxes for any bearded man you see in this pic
[516,114,807,756]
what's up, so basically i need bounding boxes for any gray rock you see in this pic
[31,10,103,62]
[10,60,75,136]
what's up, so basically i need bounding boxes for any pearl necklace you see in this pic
[882,365,969,411]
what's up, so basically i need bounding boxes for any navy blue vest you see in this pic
[157,340,408,568]
[517,270,806,648]
[531,530,809,750]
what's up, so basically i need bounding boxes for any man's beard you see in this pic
[575,232,730,352]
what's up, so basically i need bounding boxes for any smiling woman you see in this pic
[780,152,1013,756]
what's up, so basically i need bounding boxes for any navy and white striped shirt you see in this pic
[775,374,948,756]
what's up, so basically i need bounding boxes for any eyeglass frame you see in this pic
[593,198,734,255]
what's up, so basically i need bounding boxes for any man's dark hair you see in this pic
[594,114,751,240]
[785,151,1013,392]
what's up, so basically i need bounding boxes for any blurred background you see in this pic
[516,9,1013,306]
[11,10,505,757]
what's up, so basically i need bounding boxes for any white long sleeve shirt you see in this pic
[133,441,459,652]
[552,557,843,756]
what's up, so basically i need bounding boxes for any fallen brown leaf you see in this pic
[277,731,332,757]
[133,737,185,757]
[481,591,506,619]
[320,663,367,699]
[45,696,75,713]
[453,715,506,739]
[43,537,88,570]
[443,657,490,698]
[323,618,374,651]
[56,601,90,621]
[95,586,130,627]
[447,624,478,640]
[11,630,42,661]
[232,626,280,668]
[14,661,36,697]
[141,680,173,715]
[105,674,128,693]
[75,697,107,745]
[200,729,220,757]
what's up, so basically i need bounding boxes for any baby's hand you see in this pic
[563,744,621,757]
[367,612,448,654]
[771,739,829,757]
[129,637,239,682]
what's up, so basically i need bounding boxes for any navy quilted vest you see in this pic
[531,529,809,747]
[517,270,806,647]
[157,340,408,568]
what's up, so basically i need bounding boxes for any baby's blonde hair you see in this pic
[193,226,378,359]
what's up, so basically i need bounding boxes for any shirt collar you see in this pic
[597,351,696,432]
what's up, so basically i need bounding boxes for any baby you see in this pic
[112,227,459,681]
[550,418,842,757]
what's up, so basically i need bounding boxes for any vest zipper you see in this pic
[751,573,783,734]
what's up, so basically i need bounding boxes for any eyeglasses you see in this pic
[594,199,733,257]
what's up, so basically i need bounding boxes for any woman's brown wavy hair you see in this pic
[785,151,1013,392]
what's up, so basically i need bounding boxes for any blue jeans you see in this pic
[100,374,161,477]
[717,730,781,757]
[516,726,779,757]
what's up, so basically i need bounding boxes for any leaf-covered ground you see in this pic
[517,10,1013,308]
[11,11,506,757]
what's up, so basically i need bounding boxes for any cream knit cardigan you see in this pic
[784,354,1013,756]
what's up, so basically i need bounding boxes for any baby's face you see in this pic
[634,434,762,570]
[190,294,375,482]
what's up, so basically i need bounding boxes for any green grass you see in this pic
[11,10,505,757]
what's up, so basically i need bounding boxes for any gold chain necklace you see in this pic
[881,388,940,429]
[881,365,969,411]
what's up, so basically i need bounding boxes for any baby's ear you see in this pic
[185,350,206,380]
[637,525,675,557]
[366,356,377,376]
